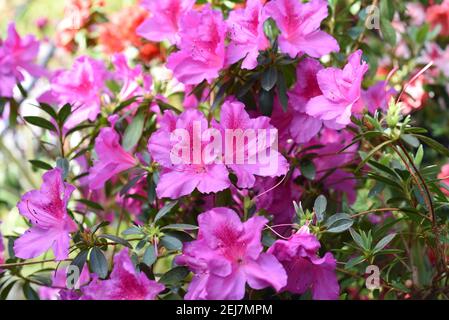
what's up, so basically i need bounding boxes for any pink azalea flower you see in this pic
[167,6,226,85]
[88,127,137,190]
[112,53,152,101]
[268,226,339,300]
[137,0,195,45]
[14,168,77,261]
[271,58,324,144]
[50,56,108,128]
[0,23,45,97]
[213,100,289,188]
[265,0,339,58]
[81,248,165,300]
[226,0,269,69]
[148,109,231,199]
[39,266,90,300]
[361,81,397,114]
[175,207,287,300]
[305,50,368,128]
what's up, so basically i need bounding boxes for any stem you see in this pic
[351,207,401,219]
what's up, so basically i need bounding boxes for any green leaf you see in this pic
[97,234,132,249]
[261,66,278,91]
[142,245,157,267]
[56,157,69,179]
[120,175,143,196]
[276,70,288,112]
[24,116,57,132]
[71,250,89,272]
[300,160,316,180]
[122,109,145,151]
[22,282,40,300]
[89,247,108,279]
[355,140,392,172]
[325,213,353,233]
[159,266,190,286]
[345,256,366,269]
[374,233,396,253]
[38,103,58,119]
[259,89,274,116]
[413,134,449,158]
[0,281,16,300]
[314,195,327,222]
[29,160,53,171]
[91,221,110,234]
[77,199,104,211]
[122,226,143,236]
[414,145,424,168]
[58,103,72,125]
[160,235,183,251]
[401,134,420,148]
[350,228,365,249]
[66,124,94,136]
[161,224,199,231]
[154,201,178,223]
[380,0,395,21]
[380,17,396,46]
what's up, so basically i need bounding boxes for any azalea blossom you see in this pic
[112,53,152,101]
[361,81,397,114]
[268,226,339,300]
[81,249,165,300]
[426,0,449,37]
[137,0,195,45]
[175,207,287,300]
[88,127,137,190]
[0,23,44,97]
[213,100,289,188]
[14,168,77,261]
[50,56,108,128]
[305,50,368,128]
[265,0,339,59]
[271,58,324,144]
[167,6,227,85]
[148,109,231,199]
[226,0,269,69]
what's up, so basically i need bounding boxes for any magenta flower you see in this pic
[271,58,324,144]
[88,127,137,190]
[0,23,45,97]
[305,50,368,128]
[81,249,165,300]
[148,109,231,199]
[137,0,195,45]
[167,6,226,85]
[268,226,339,300]
[112,53,152,101]
[50,56,108,128]
[176,208,287,300]
[213,100,289,188]
[361,81,397,114]
[226,0,269,69]
[14,168,77,261]
[265,0,339,59]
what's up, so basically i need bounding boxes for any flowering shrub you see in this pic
[1,0,449,301]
